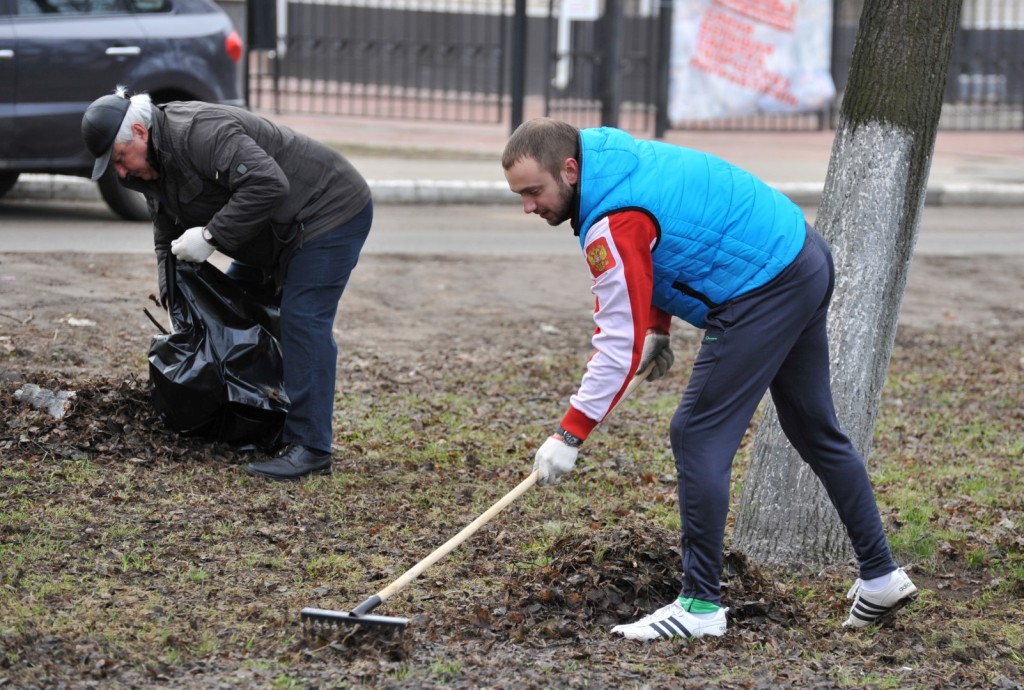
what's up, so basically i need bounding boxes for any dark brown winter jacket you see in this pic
[124,101,371,290]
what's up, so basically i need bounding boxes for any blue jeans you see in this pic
[227,201,372,453]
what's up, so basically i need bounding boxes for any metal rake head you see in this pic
[300,607,410,634]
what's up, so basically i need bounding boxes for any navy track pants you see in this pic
[669,227,896,605]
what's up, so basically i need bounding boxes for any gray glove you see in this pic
[638,330,673,380]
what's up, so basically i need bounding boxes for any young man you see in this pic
[82,87,373,481]
[502,117,917,640]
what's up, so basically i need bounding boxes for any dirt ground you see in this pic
[2,250,1023,381]
[1,249,1023,689]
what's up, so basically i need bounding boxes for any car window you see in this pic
[126,0,169,13]
[16,0,127,16]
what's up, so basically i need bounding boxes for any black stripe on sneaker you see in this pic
[856,600,890,615]
[654,617,693,638]
[853,594,914,622]
[650,621,673,639]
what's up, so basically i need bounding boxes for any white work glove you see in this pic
[533,434,580,485]
[170,226,215,264]
[638,330,674,381]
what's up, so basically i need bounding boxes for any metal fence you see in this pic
[830,0,1024,131]
[247,0,510,123]
[539,0,665,133]
[241,0,1024,132]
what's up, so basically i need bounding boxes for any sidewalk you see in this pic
[9,112,1024,206]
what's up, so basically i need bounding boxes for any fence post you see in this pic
[510,0,528,132]
[245,0,277,109]
[247,0,277,50]
[654,0,673,138]
[598,0,622,127]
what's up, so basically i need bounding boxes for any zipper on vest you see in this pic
[672,281,719,310]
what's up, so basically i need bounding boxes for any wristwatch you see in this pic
[556,426,583,448]
[201,227,217,247]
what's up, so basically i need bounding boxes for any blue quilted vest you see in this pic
[575,128,807,327]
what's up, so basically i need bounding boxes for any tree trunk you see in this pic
[732,0,963,569]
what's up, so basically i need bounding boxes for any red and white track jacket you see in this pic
[559,210,672,442]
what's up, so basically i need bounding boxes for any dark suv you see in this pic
[0,0,244,220]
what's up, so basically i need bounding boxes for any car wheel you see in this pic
[97,169,150,221]
[0,172,20,199]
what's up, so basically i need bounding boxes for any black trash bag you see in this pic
[147,256,289,447]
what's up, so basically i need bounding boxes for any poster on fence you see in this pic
[669,0,836,122]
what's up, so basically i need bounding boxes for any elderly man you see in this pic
[82,87,372,481]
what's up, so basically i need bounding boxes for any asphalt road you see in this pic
[0,199,1021,256]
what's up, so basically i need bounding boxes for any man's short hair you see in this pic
[502,117,580,179]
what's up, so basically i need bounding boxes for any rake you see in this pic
[301,365,652,633]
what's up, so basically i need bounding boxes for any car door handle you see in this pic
[105,46,142,56]
[0,49,14,60]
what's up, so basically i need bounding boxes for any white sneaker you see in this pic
[844,567,918,628]
[610,600,728,640]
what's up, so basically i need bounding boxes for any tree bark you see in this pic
[732,0,963,569]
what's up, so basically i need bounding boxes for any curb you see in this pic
[9,174,1024,208]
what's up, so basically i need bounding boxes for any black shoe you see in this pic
[245,443,332,481]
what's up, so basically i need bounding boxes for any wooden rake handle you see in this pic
[369,469,540,608]
[363,364,654,612]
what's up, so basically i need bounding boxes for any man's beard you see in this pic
[546,176,575,226]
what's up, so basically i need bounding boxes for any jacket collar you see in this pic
[571,132,584,235]
[148,104,170,173]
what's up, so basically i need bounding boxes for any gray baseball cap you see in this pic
[82,93,131,180]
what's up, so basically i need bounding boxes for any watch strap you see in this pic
[201,227,217,248]
[556,426,583,448]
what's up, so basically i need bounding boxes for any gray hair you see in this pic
[113,85,153,145]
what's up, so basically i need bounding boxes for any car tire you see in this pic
[0,171,20,199]
[97,169,150,221]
